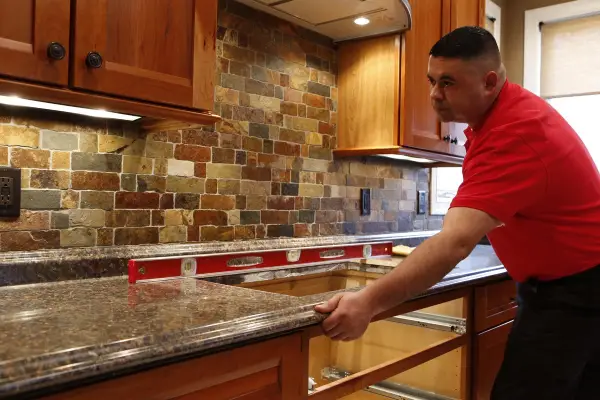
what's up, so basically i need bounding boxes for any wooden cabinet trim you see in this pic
[474,279,518,332]
[0,78,220,127]
[472,320,513,400]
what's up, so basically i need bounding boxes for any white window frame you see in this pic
[523,0,600,95]
[485,0,502,50]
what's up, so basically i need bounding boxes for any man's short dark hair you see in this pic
[429,26,500,63]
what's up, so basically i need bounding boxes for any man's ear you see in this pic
[484,71,499,92]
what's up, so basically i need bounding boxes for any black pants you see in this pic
[491,264,600,400]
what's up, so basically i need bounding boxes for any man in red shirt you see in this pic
[316,26,600,399]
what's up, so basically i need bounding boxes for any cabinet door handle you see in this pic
[450,137,458,145]
[443,135,450,142]
[85,51,103,69]
[47,42,66,61]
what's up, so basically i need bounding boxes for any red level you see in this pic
[128,242,393,284]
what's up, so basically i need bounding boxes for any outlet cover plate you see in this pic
[0,167,21,218]
[417,190,427,215]
[360,188,371,216]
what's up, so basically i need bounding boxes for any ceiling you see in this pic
[235,0,413,42]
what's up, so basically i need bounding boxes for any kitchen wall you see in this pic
[0,0,441,252]
[500,0,574,84]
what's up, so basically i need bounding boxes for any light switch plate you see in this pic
[417,190,427,215]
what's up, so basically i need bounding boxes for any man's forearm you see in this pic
[361,231,474,316]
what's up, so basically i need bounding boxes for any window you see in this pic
[429,0,502,216]
[524,3,600,170]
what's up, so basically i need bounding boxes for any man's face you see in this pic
[427,56,492,124]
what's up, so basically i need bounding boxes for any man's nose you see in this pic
[430,84,444,101]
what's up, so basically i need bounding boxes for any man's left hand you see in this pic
[314,291,375,341]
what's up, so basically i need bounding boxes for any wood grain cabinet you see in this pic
[0,0,219,126]
[43,333,308,400]
[335,0,484,163]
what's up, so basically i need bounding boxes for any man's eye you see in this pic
[440,81,453,88]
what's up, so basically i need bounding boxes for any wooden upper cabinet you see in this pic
[72,0,217,111]
[400,0,449,155]
[0,0,71,86]
[337,35,401,151]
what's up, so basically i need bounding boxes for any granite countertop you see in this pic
[0,244,507,399]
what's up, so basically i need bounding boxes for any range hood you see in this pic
[235,0,412,43]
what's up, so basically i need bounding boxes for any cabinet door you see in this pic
[473,320,513,400]
[42,333,307,400]
[400,0,450,155]
[72,0,216,111]
[0,0,70,85]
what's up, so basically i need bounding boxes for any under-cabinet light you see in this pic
[0,95,141,121]
[377,154,436,163]
[354,17,370,26]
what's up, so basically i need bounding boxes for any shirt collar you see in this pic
[463,79,511,140]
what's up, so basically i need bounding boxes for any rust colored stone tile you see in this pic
[194,162,207,178]
[61,190,80,209]
[307,107,330,122]
[212,147,235,164]
[201,194,235,210]
[318,121,335,135]
[137,175,166,193]
[174,144,211,163]
[72,171,120,191]
[160,193,174,209]
[217,119,249,136]
[0,210,49,231]
[236,151,247,167]
[152,210,165,226]
[182,130,219,146]
[0,146,7,165]
[267,196,295,210]
[271,169,290,183]
[11,148,50,169]
[188,226,200,242]
[257,154,285,169]
[0,230,60,251]
[274,141,300,157]
[246,151,258,167]
[235,225,256,240]
[294,223,312,237]
[271,182,280,195]
[114,227,159,245]
[105,210,151,227]
[261,210,289,224]
[205,178,218,194]
[241,166,271,181]
[30,170,70,189]
[232,105,265,123]
[280,102,298,116]
[193,210,228,226]
[115,192,159,209]
[220,133,242,150]
[280,129,305,144]
[236,195,246,209]
[201,226,234,241]
[97,228,114,246]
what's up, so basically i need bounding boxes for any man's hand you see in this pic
[314,291,374,341]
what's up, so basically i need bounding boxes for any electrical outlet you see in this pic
[360,188,371,216]
[417,190,427,215]
[0,167,21,218]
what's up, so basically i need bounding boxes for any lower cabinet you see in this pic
[43,333,308,400]
[473,320,513,400]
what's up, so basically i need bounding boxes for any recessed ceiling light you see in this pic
[0,95,141,121]
[354,17,370,26]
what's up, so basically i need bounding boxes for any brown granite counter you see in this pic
[0,238,508,399]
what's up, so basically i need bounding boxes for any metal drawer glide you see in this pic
[386,311,466,335]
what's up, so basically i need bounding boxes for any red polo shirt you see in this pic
[450,80,600,282]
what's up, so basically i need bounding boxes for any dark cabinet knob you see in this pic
[85,51,103,68]
[451,137,458,145]
[443,135,450,142]
[47,42,66,60]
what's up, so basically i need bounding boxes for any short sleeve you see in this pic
[449,132,548,223]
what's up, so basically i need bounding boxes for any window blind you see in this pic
[541,13,600,98]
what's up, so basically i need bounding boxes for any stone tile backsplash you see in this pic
[0,0,442,252]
